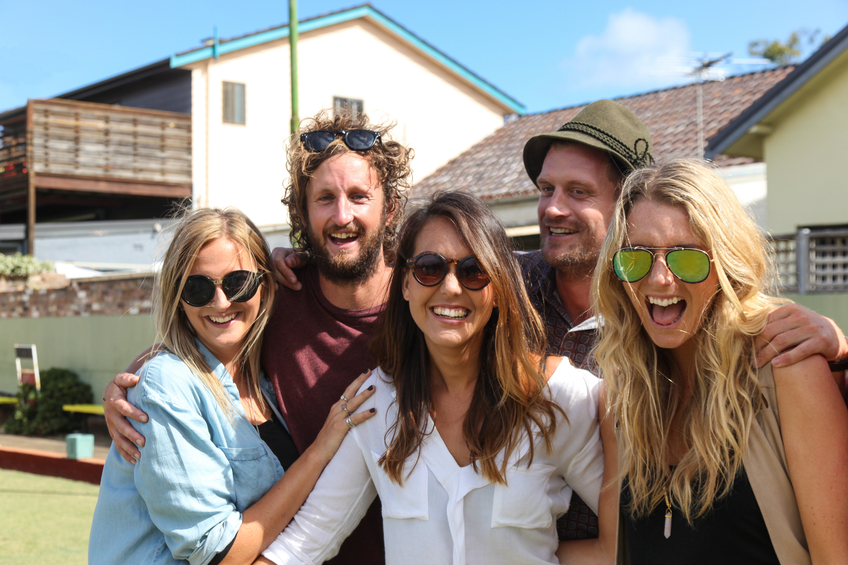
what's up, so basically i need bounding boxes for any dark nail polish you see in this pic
[367,385,374,391]
[369,408,376,413]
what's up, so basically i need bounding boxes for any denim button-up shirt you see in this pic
[89,341,284,565]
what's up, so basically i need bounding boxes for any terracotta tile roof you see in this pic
[414,66,794,201]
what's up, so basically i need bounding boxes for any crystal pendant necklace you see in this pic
[663,489,673,539]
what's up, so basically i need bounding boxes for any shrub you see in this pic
[4,383,38,435]
[2,368,93,436]
[0,252,53,277]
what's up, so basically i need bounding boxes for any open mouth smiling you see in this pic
[647,296,686,327]
[208,313,238,324]
[432,306,469,320]
[329,231,360,245]
[549,227,577,235]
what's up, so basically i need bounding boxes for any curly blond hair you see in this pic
[283,110,413,265]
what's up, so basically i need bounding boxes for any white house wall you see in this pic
[188,18,510,229]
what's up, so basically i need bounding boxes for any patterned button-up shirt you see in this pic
[518,250,599,372]
[518,250,601,540]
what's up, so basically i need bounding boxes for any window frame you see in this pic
[222,81,246,125]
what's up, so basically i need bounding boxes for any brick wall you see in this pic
[0,273,154,318]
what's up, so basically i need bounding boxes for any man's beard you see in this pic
[309,216,386,285]
[541,238,601,278]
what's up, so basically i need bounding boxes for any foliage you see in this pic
[0,252,53,277]
[749,29,830,66]
[4,383,38,435]
[2,368,93,436]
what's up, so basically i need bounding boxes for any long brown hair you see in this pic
[371,191,562,484]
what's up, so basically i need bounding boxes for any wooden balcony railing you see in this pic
[0,98,192,253]
[1,98,191,186]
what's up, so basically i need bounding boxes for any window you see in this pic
[223,82,246,125]
[333,97,364,120]
[770,226,848,294]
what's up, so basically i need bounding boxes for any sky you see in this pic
[2,1,847,115]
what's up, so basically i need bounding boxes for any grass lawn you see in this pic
[0,468,98,564]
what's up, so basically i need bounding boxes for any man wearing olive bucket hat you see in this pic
[520,99,848,542]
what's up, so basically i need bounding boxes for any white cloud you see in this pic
[564,9,692,92]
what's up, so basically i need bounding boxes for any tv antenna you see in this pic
[686,52,771,157]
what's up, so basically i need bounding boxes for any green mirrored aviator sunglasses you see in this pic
[612,247,712,284]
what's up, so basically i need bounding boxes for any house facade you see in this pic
[707,23,848,328]
[173,5,523,230]
[0,4,522,262]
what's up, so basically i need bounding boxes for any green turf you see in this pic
[0,469,98,564]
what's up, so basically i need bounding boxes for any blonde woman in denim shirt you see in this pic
[89,208,375,565]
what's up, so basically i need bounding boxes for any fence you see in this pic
[771,226,848,294]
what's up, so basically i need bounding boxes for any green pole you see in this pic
[289,0,299,134]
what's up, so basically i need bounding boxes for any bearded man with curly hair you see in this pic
[255,110,412,565]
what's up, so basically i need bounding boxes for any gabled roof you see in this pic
[706,23,848,160]
[414,67,793,201]
[54,59,184,101]
[0,59,186,117]
[170,4,524,114]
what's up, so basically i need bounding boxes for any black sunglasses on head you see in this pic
[405,252,490,290]
[300,129,381,152]
[181,271,263,307]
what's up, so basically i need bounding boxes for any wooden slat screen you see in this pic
[28,99,191,185]
[0,116,28,179]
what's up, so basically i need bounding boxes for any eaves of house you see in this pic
[169,3,525,116]
[414,66,794,202]
[706,23,848,160]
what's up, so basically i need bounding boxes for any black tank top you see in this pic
[622,469,779,565]
[258,411,300,471]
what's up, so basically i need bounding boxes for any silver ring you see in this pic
[341,403,350,414]
[340,394,349,402]
[345,416,356,430]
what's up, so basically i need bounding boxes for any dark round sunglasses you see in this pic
[613,247,712,284]
[300,129,381,152]
[405,252,490,290]
[181,271,263,307]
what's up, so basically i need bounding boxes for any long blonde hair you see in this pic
[371,191,562,484]
[592,159,784,522]
[153,207,275,417]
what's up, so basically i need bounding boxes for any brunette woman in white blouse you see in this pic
[258,191,604,565]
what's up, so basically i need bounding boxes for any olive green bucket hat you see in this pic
[523,99,654,186]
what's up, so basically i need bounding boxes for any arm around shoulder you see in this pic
[102,346,162,462]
